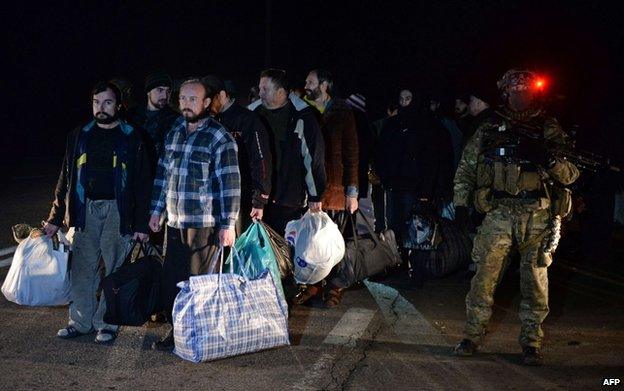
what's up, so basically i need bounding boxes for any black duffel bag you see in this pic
[408,217,472,278]
[103,241,163,326]
[334,210,401,287]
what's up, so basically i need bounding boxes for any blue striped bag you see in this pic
[172,247,290,362]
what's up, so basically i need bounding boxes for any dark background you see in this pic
[3,0,623,170]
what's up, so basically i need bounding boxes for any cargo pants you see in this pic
[464,203,551,348]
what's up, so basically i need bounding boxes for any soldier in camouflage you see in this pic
[452,69,580,366]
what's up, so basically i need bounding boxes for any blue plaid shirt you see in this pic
[151,117,241,229]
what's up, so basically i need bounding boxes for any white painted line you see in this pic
[292,352,335,391]
[364,280,560,390]
[365,280,447,346]
[323,308,376,347]
[0,246,17,257]
[294,307,377,390]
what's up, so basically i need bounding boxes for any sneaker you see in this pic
[57,325,92,339]
[453,339,478,356]
[152,330,174,351]
[522,346,544,366]
[95,329,118,344]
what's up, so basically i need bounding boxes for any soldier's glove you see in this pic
[516,140,554,167]
[454,206,471,231]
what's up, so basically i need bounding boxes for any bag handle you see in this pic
[347,210,382,248]
[119,240,145,268]
[217,245,249,283]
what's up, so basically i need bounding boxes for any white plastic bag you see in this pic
[285,211,345,284]
[1,231,71,306]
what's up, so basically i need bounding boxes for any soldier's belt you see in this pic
[491,190,544,200]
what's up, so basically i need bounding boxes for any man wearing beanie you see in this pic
[202,75,272,234]
[128,71,178,173]
[463,82,498,147]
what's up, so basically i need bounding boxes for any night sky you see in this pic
[3,1,623,167]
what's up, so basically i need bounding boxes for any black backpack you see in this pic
[335,210,402,287]
[103,242,163,326]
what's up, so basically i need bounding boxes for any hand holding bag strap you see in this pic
[120,240,141,267]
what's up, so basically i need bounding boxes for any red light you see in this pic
[534,78,546,90]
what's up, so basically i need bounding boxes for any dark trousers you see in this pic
[162,225,219,324]
[263,203,305,236]
[235,202,253,237]
[386,190,419,246]
[371,184,387,232]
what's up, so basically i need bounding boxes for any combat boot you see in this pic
[522,346,544,366]
[453,339,478,356]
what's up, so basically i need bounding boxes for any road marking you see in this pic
[0,246,17,257]
[365,280,562,390]
[323,307,376,347]
[365,280,447,346]
[293,307,377,390]
[292,352,335,391]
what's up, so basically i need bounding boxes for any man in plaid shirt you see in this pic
[149,78,241,351]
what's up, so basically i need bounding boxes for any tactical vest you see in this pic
[473,113,549,212]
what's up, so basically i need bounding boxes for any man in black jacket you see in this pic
[43,81,152,344]
[377,105,454,247]
[462,84,497,147]
[202,75,272,234]
[127,71,178,173]
[248,69,326,234]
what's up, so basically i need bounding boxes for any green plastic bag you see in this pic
[226,222,286,302]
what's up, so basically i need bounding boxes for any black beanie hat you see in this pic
[145,71,172,93]
[470,82,498,106]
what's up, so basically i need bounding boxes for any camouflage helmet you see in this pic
[497,69,537,96]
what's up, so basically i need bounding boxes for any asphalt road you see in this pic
[1,259,623,391]
[0,163,623,390]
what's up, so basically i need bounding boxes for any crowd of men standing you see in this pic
[40,66,581,366]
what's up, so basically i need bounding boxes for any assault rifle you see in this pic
[484,111,621,173]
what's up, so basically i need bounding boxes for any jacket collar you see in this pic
[82,119,134,135]
[247,93,309,112]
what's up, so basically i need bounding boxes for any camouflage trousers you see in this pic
[464,203,551,348]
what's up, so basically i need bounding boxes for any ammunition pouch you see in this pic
[490,161,542,195]
[473,188,493,214]
[549,185,573,219]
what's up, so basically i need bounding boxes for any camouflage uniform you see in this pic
[454,74,579,348]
